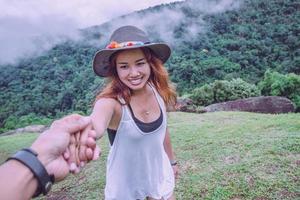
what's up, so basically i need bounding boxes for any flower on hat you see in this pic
[106,41,145,49]
[106,41,120,49]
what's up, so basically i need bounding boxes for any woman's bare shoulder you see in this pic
[93,97,120,110]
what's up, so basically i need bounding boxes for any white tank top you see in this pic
[105,86,175,200]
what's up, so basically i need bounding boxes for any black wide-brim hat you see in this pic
[93,25,171,77]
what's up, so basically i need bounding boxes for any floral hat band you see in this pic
[106,41,147,49]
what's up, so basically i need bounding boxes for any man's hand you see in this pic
[30,114,100,181]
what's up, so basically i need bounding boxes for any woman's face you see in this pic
[115,48,151,92]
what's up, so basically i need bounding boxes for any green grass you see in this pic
[0,112,299,200]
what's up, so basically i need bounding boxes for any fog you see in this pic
[0,0,241,65]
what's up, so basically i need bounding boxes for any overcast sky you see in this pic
[0,0,240,65]
[0,0,183,28]
[0,0,185,65]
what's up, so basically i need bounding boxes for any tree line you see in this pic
[0,0,299,133]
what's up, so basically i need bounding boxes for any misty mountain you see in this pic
[0,0,299,131]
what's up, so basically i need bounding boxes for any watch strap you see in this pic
[170,160,178,166]
[7,148,54,197]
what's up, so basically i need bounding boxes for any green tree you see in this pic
[191,78,260,106]
[259,70,300,111]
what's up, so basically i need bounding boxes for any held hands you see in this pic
[30,114,100,182]
[67,123,101,174]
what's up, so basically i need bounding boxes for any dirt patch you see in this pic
[254,197,270,200]
[245,175,255,187]
[265,164,279,174]
[182,144,202,151]
[292,176,299,183]
[77,175,86,185]
[200,188,208,198]
[223,155,240,164]
[181,159,199,173]
[231,196,244,200]
[47,191,75,200]
[278,189,300,199]
[221,171,241,186]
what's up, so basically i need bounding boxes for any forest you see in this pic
[0,0,299,133]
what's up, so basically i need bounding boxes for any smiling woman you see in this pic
[115,49,151,92]
[90,25,178,200]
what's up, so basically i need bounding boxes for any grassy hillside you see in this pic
[0,112,299,199]
[1,0,299,132]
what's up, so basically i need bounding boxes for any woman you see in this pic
[91,25,178,200]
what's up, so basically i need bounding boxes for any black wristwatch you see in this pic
[170,160,178,166]
[7,148,55,197]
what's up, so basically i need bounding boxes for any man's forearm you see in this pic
[0,160,38,200]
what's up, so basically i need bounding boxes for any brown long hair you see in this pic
[94,47,177,108]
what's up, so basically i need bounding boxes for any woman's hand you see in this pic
[172,164,179,180]
[66,124,101,174]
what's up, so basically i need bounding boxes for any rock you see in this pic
[204,96,295,114]
[1,125,48,136]
[175,97,194,112]
[173,97,207,113]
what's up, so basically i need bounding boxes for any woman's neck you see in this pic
[131,83,152,99]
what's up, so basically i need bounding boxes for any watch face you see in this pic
[45,182,52,193]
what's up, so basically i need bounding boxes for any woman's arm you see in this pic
[163,127,179,179]
[163,127,176,161]
[75,98,117,166]
[90,98,117,139]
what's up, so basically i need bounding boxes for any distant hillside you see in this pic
[0,0,299,131]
